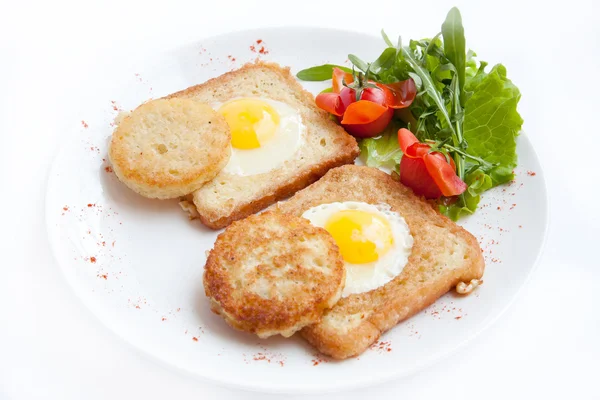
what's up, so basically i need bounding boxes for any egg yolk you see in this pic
[324,210,394,264]
[218,99,280,149]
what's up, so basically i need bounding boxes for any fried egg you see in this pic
[302,202,413,297]
[212,97,306,176]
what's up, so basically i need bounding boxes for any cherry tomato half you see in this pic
[398,128,465,198]
[400,156,443,199]
[340,101,394,138]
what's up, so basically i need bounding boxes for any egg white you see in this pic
[302,201,413,297]
[212,97,306,176]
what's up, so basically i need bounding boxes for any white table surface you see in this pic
[1,0,599,399]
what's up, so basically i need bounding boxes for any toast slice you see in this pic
[276,165,485,359]
[168,62,359,229]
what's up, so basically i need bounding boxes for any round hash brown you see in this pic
[108,98,231,199]
[203,211,346,338]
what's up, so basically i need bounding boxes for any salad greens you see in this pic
[358,122,403,171]
[296,7,522,220]
[296,64,353,81]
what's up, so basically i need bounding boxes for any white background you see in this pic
[1,0,599,399]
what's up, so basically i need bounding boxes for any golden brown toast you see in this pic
[169,62,359,229]
[276,165,485,359]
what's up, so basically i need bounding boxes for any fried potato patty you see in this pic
[203,211,346,338]
[109,98,231,199]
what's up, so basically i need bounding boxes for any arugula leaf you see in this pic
[348,54,369,73]
[441,7,466,105]
[359,124,403,169]
[463,64,523,185]
[400,47,456,138]
[296,64,352,81]
[401,44,466,182]
[371,47,396,73]
[381,29,394,47]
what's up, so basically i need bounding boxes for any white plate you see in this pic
[45,27,548,393]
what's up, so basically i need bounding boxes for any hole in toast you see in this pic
[168,169,179,176]
[320,138,327,147]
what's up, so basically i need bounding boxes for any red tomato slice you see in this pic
[315,93,345,116]
[360,86,388,106]
[405,143,431,158]
[339,87,356,110]
[398,128,420,154]
[434,151,457,171]
[379,78,417,109]
[341,100,389,125]
[332,67,354,94]
[341,102,393,138]
[423,153,467,196]
[399,156,443,199]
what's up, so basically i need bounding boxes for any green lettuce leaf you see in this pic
[465,59,488,92]
[359,125,403,170]
[465,50,478,78]
[440,168,493,220]
[463,64,523,186]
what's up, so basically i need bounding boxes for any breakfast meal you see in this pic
[106,7,521,359]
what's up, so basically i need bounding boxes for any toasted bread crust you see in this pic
[194,151,357,229]
[204,211,346,338]
[276,165,485,359]
[169,61,359,229]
